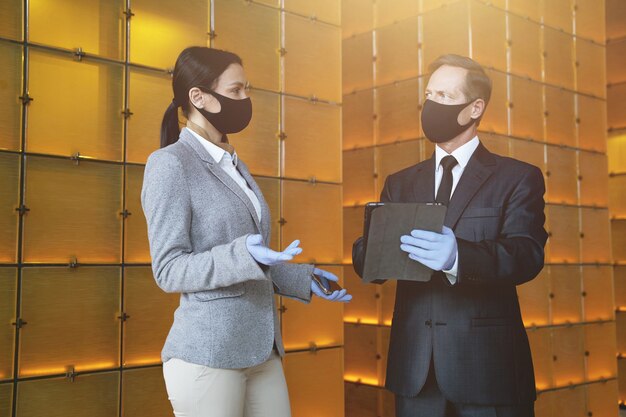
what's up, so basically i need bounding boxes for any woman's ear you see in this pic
[188,87,205,109]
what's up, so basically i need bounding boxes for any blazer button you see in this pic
[425,319,432,327]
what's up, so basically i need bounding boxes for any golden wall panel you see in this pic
[229,89,280,177]
[0,0,21,41]
[575,0,606,44]
[282,181,342,264]
[122,367,171,417]
[285,0,341,25]
[607,83,626,131]
[480,70,508,135]
[343,148,376,206]
[546,147,578,205]
[0,42,22,152]
[342,32,373,94]
[615,266,626,309]
[510,77,544,141]
[576,39,606,99]
[375,17,419,87]
[577,94,607,153]
[130,0,207,69]
[377,78,421,144]
[469,2,506,72]
[255,177,280,251]
[375,0,418,28]
[342,0,374,37]
[16,371,119,417]
[606,0,626,40]
[19,267,120,377]
[579,152,609,207]
[543,26,575,91]
[343,89,374,150]
[508,13,542,81]
[580,208,611,264]
[124,165,150,263]
[527,327,553,390]
[620,359,626,403]
[343,265,379,324]
[507,0,541,22]
[29,0,123,60]
[618,313,626,354]
[541,0,573,33]
[586,381,619,417]
[510,139,545,172]
[126,68,171,164]
[607,39,626,85]
[549,386,587,417]
[123,267,178,367]
[0,154,19,264]
[550,265,582,324]
[28,50,124,161]
[284,349,344,417]
[518,267,550,326]
[345,383,379,417]
[344,324,379,384]
[608,134,626,174]
[546,205,580,264]
[0,269,16,381]
[480,133,509,157]
[613,219,626,262]
[421,3,470,70]
[283,97,341,182]
[544,86,576,147]
[214,0,279,92]
[376,141,422,193]
[552,325,585,386]
[344,206,365,263]
[283,266,344,350]
[23,157,123,264]
[582,266,615,322]
[0,383,11,417]
[609,175,626,216]
[284,13,341,102]
[584,323,618,380]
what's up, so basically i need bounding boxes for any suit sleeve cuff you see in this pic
[443,250,459,285]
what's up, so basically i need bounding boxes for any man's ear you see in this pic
[471,98,486,120]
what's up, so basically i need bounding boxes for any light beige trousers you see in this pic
[162,351,291,417]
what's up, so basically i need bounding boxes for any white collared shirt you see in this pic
[434,135,481,283]
[185,127,262,222]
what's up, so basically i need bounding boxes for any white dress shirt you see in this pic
[434,135,481,284]
[186,127,262,222]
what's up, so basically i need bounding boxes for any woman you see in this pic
[141,46,351,417]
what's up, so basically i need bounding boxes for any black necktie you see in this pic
[435,155,458,206]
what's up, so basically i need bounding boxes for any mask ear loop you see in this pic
[466,97,485,124]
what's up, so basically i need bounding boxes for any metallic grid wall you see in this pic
[606,0,626,407]
[0,1,344,416]
[341,1,618,416]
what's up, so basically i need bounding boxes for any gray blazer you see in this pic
[141,128,314,369]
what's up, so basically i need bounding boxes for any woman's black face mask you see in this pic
[193,89,252,134]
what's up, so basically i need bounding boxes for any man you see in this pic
[352,54,547,417]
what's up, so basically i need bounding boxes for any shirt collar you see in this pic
[435,136,480,171]
[185,127,238,167]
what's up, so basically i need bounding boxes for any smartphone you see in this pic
[312,273,343,295]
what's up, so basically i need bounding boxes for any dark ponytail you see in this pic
[160,46,243,148]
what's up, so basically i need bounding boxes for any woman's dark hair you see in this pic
[160,47,243,148]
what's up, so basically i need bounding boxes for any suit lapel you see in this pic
[179,130,264,236]
[444,143,496,228]
[236,160,271,242]
[412,153,436,202]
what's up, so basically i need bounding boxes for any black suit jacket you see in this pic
[352,143,548,405]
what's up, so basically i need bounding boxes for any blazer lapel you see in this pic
[444,143,496,228]
[179,130,264,235]
[412,153,436,202]
[236,160,271,242]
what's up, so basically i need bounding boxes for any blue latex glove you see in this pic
[246,234,302,266]
[311,268,352,302]
[399,226,457,271]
